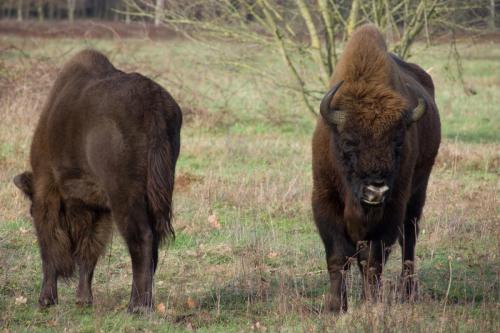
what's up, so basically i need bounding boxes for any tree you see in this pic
[155,0,164,26]
[491,0,497,29]
[67,0,76,22]
[127,0,453,116]
[36,0,45,21]
[346,0,360,36]
[17,0,22,21]
[124,0,131,23]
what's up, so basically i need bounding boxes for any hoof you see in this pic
[39,296,57,308]
[76,289,93,306]
[325,294,347,314]
[400,278,418,302]
[76,297,93,307]
[127,303,153,314]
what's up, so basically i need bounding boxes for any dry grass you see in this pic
[0,34,499,332]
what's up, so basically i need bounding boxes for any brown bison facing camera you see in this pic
[13,49,182,313]
[312,24,440,312]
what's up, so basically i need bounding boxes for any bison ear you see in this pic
[320,81,346,129]
[408,98,426,124]
[13,172,34,199]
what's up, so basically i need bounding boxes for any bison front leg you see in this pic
[313,204,355,313]
[73,212,112,306]
[399,187,426,301]
[400,218,419,301]
[33,195,74,307]
[326,253,351,313]
[357,240,390,303]
[322,230,354,313]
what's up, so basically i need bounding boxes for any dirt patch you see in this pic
[435,142,499,173]
[176,172,203,192]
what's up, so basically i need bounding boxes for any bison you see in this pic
[312,24,441,312]
[13,49,182,313]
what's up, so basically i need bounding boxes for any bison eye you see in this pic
[342,139,359,151]
[341,141,358,162]
[394,129,405,147]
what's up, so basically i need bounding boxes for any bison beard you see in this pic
[312,24,441,312]
[13,49,182,313]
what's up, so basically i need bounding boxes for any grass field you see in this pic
[0,31,499,332]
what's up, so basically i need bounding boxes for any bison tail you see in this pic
[146,91,181,244]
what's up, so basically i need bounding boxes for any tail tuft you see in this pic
[146,87,181,244]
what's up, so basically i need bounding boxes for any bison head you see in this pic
[320,81,425,209]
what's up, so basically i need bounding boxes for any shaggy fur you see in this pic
[312,24,441,312]
[14,49,182,312]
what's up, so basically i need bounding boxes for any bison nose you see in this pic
[361,182,389,205]
[371,179,386,187]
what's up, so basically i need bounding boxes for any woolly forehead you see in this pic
[333,82,408,138]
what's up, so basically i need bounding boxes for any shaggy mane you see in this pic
[332,24,407,138]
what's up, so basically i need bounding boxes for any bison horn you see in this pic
[410,98,426,123]
[320,80,346,127]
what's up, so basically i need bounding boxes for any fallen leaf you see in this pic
[46,320,57,327]
[252,321,267,331]
[186,297,198,309]
[267,251,278,259]
[156,302,166,314]
[15,296,27,305]
[208,214,221,230]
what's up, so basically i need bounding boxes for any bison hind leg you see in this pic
[109,194,157,313]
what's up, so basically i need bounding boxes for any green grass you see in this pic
[0,32,499,332]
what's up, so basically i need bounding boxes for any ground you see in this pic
[0,25,498,332]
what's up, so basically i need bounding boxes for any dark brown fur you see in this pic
[13,49,182,312]
[312,25,441,312]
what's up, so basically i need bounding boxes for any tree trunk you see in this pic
[48,0,54,20]
[67,0,75,22]
[155,0,165,26]
[55,2,60,19]
[17,0,23,21]
[125,2,131,24]
[347,0,360,37]
[318,0,337,73]
[104,0,111,20]
[37,1,44,22]
[491,0,496,30]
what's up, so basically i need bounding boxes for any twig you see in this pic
[440,256,453,333]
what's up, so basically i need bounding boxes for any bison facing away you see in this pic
[312,25,441,312]
[14,49,182,313]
